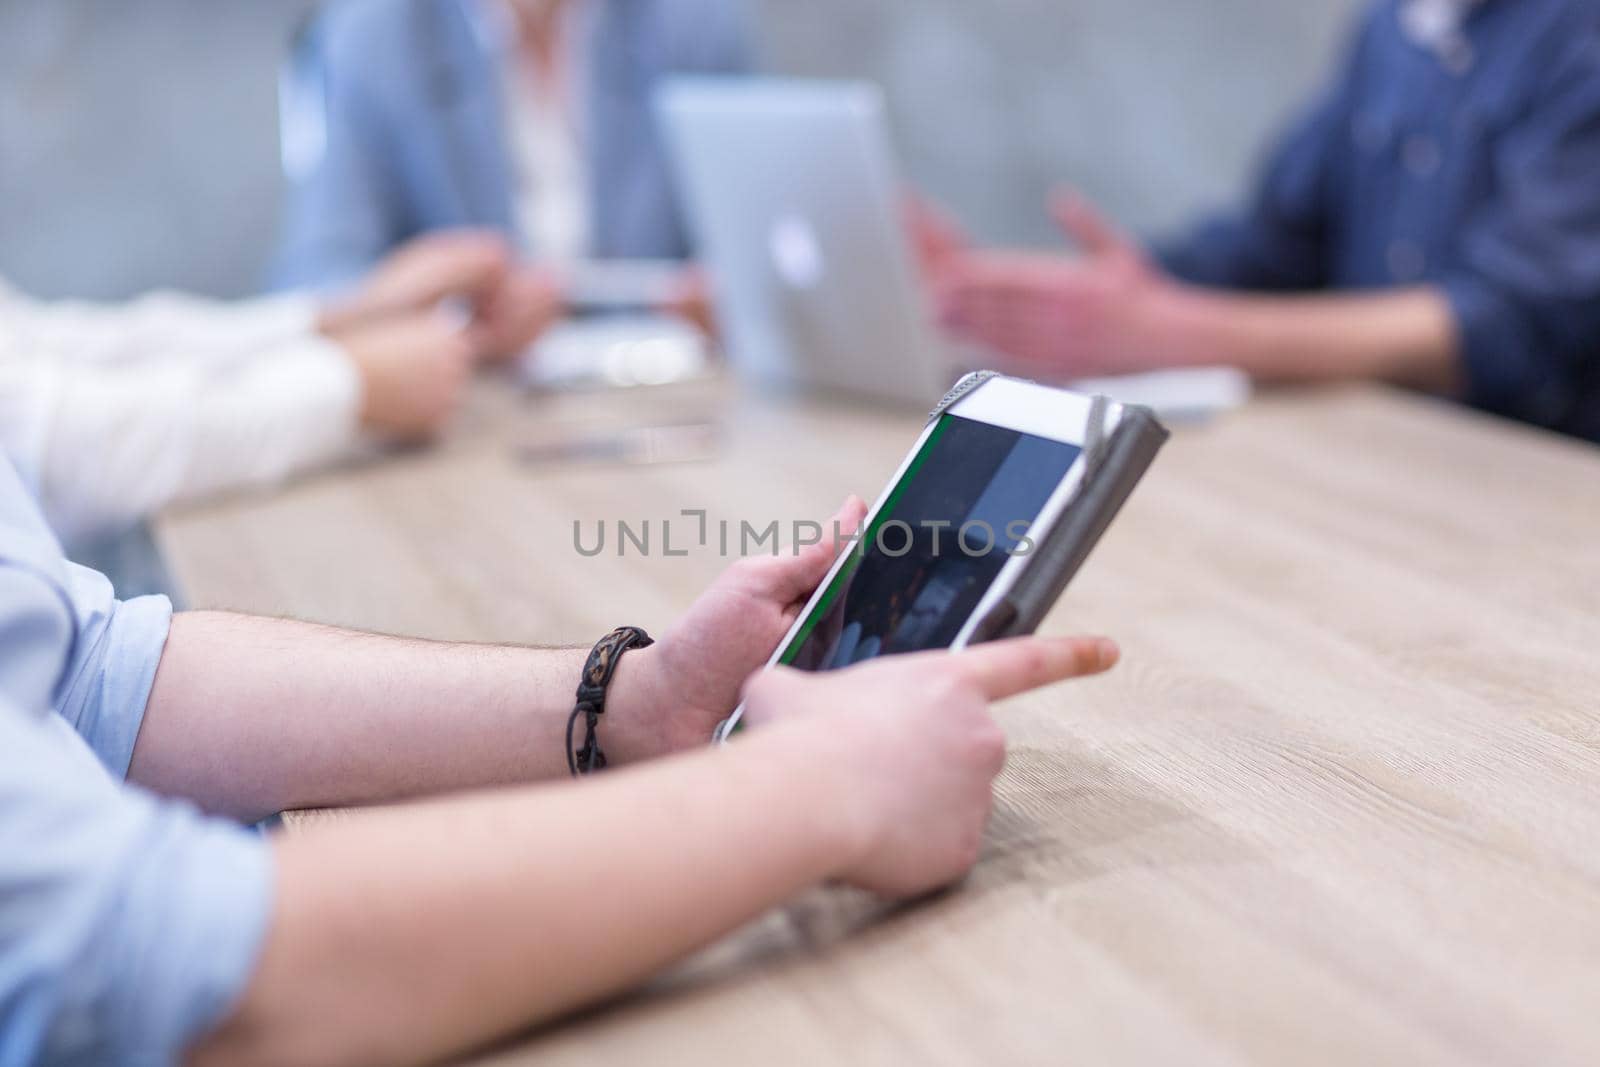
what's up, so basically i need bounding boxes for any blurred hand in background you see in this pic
[661,266,719,338]
[313,230,571,439]
[933,191,1178,379]
[318,230,510,334]
[320,228,564,359]
[335,312,475,442]
[904,193,970,285]
[465,266,563,363]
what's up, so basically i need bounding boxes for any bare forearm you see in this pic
[189,730,858,1067]
[1158,284,1462,392]
[130,613,617,819]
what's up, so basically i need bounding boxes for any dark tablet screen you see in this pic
[780,414,1082,672]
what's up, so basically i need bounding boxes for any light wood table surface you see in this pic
[155,377,1600,1066]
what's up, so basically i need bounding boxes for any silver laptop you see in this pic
[657,78,958,408]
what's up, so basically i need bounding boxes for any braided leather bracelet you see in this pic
[567,626,655,777]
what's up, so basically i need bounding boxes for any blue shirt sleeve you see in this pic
[0,704,274,1067]
[1437,18,1600,430]
[54,561,173,779]
[1,457,274,1065]
[270,6,412,292]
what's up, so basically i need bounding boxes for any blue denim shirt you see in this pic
[0,457,271,1066]
[1161,0,1600,441]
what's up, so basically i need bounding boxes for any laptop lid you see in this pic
[657,78,954,408]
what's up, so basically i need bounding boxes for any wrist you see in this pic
[594,643,672,765]
[1140,280,1239,369]
[755,713,883,883]
[745,713,879,879]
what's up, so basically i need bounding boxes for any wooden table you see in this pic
[155,378,1600,1066]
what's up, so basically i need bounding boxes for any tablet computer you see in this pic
[715,371,1168,741]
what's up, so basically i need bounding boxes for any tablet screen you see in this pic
[781,414,1083,671]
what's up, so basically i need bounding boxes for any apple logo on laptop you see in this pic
[769,213,825,290]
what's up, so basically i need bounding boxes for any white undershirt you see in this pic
[490,0,593,265]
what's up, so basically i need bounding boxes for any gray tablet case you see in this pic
[931,371,1169,644]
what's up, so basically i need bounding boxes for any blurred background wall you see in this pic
[0,0,1364,302]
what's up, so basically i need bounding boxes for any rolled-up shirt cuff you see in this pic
[79,593,172,779]
[1154,238,1216,287]
[1438,273,1540,411]
[176,334,365,502]
[211,292,325,353]
[1154,218,1261,289]
[57,565,174,780]
[255,335,365,468]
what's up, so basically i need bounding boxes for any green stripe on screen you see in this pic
[779,414,954,666]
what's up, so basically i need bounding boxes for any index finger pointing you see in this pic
[948,636,1120,701]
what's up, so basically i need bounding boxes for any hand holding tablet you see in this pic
[718,372,1168,740]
